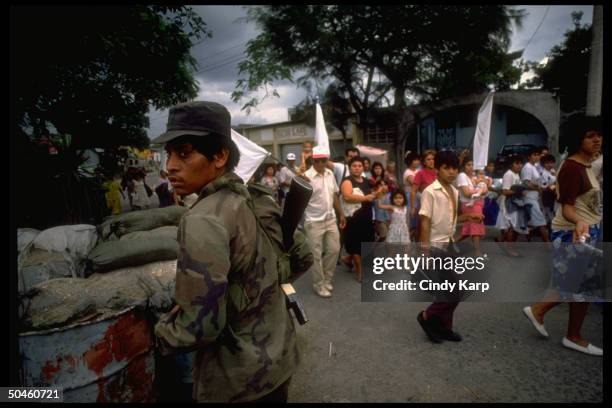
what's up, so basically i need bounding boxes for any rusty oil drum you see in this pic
[19,306,156,402]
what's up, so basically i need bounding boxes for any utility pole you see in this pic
[586,5,603,116]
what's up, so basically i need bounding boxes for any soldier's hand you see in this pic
[339,216,347,230]
[299,173,311,182]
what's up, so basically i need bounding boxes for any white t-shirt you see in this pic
[132,179,150,207]
[502,169,521,191]
[279,166,296,194]
[332,162,349,188]
[520,162,540,200]
[304,167,339,222]
[403,168,418,193]
[455,172,475,204]
[539,168,556,189]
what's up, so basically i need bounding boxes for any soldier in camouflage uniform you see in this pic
[152,101,310,402]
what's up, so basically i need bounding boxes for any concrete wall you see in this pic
[240,119,358,159]
[406,91,560,161]
[420,106,548,161]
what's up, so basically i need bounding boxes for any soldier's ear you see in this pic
[213,148,230,169]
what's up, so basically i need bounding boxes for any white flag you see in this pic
[315,103,331,156]
[473,90,495,170]
[356,144,388,167]
[231,129,270,183]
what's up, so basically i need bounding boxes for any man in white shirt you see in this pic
[303,146,347,298]
[520,147,550,242]
[328,147,360,188]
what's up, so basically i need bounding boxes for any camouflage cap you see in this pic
[151,101,231,144]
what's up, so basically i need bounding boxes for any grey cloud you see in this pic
[149,5,595,139]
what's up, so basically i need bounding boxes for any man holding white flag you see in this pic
[473,90,494,170]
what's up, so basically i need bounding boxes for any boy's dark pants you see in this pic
[426,301,459,329]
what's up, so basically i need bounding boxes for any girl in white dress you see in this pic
[378,189,411,243]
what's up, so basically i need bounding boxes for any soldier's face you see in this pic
[165,142,228,195]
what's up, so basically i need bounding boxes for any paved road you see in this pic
[288,249,603,403]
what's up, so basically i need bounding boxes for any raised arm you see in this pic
[341,179,374,203]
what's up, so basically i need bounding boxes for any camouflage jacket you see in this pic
[154,172,302,402]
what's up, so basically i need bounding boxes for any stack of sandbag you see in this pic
[87,226,180,275]
[18,225,99,293]
[18,249,75,294]
[97,206,186,241]
[17,228,41,253]
[19,260,177,332]
[85,207,185,276]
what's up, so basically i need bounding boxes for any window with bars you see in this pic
[364,127,398,144]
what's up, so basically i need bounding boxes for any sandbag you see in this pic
[33,225,99,260]
[120,226,178,241]
[86,238,179,274]
[97,206,187,240]
[18,249,76,294]
[17,228,41,253]
[19,260,177,332]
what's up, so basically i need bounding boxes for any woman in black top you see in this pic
[341,156,383,282]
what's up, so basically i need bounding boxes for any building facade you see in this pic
[235,119,360,162]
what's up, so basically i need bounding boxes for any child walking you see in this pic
[378,189,411,243]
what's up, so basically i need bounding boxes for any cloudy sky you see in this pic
[147,5,595,139]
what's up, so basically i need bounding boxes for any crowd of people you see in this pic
[143,101,603,403]
[252,117,603,357]
[101,167,181,215]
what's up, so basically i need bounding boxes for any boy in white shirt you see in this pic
[520,147,550,242]
[538,154,557,225]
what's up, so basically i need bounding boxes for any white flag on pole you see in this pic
[315,103,331,156]
[356,144,388,167]
[473,90,495,170]
[231,129,270,183]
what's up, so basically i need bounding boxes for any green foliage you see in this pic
[233,5,525,124]
[11,5,210,149]
[11,5,209,227]
[521,11,592,113]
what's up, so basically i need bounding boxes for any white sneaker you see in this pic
[522,306,549,338]
[562,337,603,356]
[313,285,331,298]
[324,283,334,291]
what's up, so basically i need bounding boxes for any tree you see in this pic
[11,5,210,149]
[232,5,525,144]
[521,11,592,114]
[11,6,210,228]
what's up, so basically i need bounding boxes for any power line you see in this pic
[195,51,245,73]
[195,54,246,75]
[522,6,551,57]
[193,40,248,66]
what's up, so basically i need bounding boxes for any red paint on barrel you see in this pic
[82,311,153,402]
[106,354,155,402]
[65,355,77,371]
[42,358,62,380]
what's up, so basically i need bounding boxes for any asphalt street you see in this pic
[288,254,603,403]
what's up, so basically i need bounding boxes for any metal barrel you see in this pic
[19,306,156,402]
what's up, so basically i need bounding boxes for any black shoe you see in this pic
[437,328,463,342]
[417,312,442,343]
